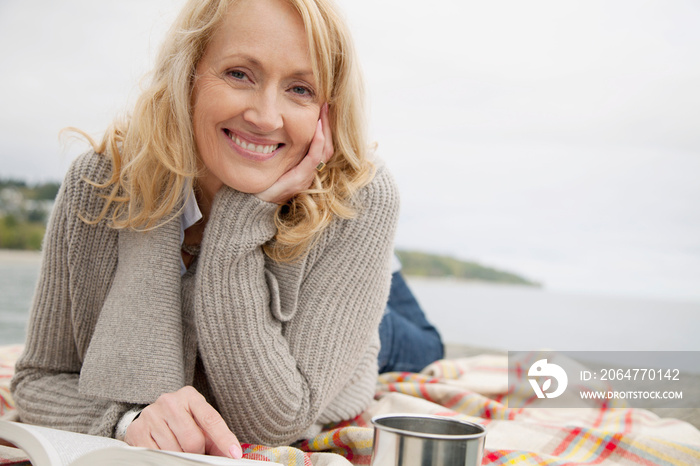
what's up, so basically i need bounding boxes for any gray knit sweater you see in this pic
[11,151,399,446]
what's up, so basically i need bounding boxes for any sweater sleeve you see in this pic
[10,153,137,437]
[195,167,399,446]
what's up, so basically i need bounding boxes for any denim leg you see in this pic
[378,272,444,373]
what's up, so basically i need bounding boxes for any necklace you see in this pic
[181,243,201,257]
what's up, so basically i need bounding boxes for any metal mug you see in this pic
[370,413,486,466]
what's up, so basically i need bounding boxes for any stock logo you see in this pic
[528,359,568,398]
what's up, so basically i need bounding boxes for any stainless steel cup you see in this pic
[370,413,486,466]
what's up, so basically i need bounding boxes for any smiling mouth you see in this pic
[224,129,282,155]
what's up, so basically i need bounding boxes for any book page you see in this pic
[158,448,282,465]
[1,421,281,466]
[0,421,53,466]
[1,422,125,466]
[73,447,284,466]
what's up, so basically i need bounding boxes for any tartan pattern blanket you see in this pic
[1,346,699,465]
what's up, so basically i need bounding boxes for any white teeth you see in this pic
[228,132,278,154]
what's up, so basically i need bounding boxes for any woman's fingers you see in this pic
[255,103,333,204]
[124,420,160,450]
[297,118,327,177]
[187,388,242,458]
[149,420,185,453]
[305,102,332,172]
[320,102,333,162]
[163,406,207,454]
[124,386,241,459]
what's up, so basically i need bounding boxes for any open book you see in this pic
[0,420,282,466]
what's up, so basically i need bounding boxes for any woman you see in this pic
[11,0,440,459]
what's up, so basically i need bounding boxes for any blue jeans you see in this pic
[377,272,444,373]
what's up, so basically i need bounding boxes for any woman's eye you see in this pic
[291,85,313,97]
[228,70,247,80]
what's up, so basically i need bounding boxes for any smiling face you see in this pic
[191,0,321,200]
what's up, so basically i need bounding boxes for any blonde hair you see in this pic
[84,0,373,262]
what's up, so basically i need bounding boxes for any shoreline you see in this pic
[0,249,42,263]
[1,249,698,304]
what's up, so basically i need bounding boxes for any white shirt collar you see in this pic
[180,186,203,275]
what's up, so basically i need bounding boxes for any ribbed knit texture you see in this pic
[11,151,399,445]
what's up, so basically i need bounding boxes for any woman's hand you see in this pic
[255,103,333,204]
[124,386,243,459]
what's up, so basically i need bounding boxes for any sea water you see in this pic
[0,255,40,344]
[407,277,700,352]
[1,253,699,352]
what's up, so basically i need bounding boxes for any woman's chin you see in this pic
[223,177,276,195]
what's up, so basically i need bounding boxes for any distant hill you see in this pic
[395,249,541,287]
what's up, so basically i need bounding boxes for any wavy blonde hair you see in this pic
[84,0,373,262]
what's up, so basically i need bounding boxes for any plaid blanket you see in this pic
[1,346,699,465]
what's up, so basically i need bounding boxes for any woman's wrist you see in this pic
[207,188,279,247]
[115,407,144,441]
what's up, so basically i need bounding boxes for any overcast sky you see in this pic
[1,0,699,301]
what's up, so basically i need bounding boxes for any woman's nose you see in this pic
[243,88,283,132]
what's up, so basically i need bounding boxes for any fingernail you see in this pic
[229,444,243,459]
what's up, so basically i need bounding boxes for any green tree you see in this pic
[0,215,45,250]
[30,182,61,200]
